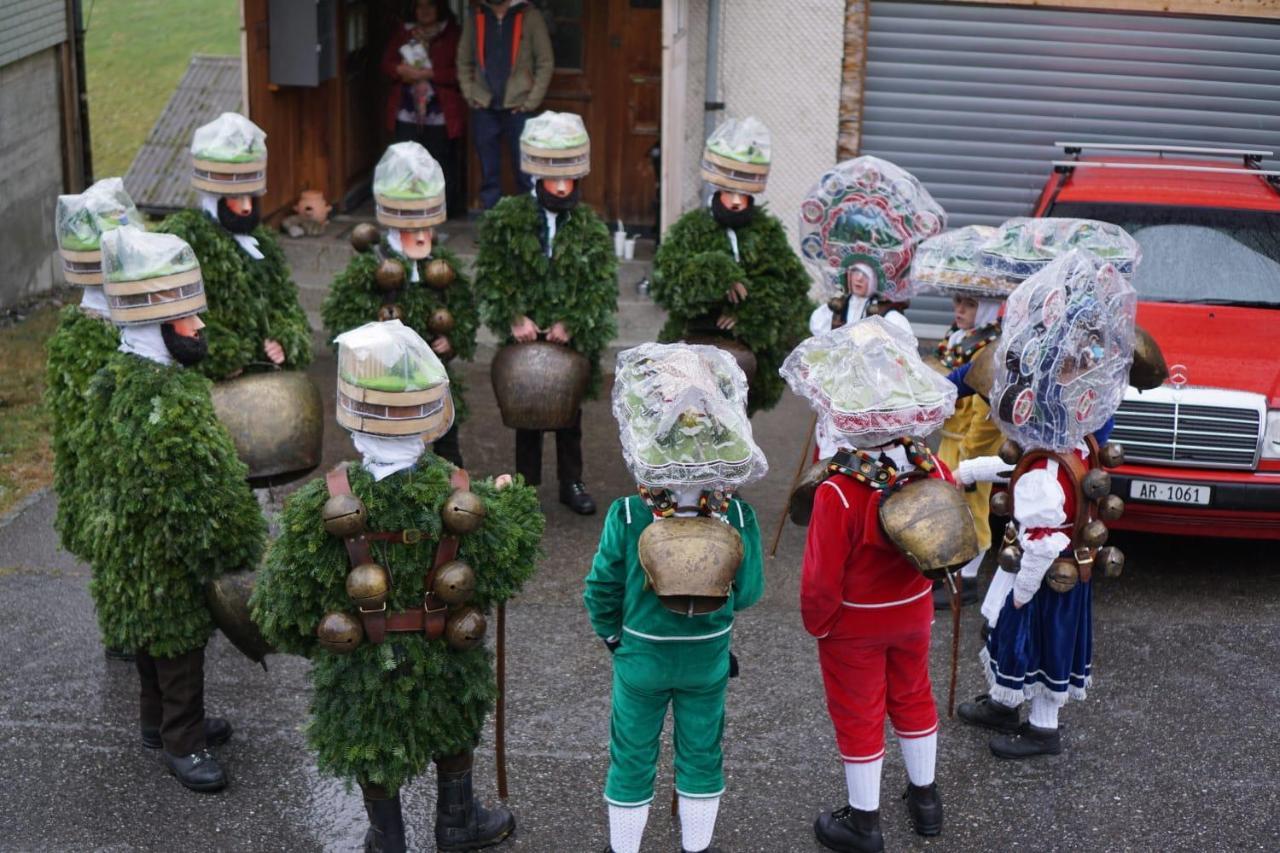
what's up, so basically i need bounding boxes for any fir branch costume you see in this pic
[84,352,266,657]
[322,242,478,420]
[651,205,812,413]
[475,192,617,397]
[253,462,543,791]
[158,209,312,380]
[47,305,120,561]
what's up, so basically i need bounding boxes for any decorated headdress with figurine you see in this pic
[55,177,142,286]
[910,225,1016,300]
[520,111,591,179]
[190,112,268,196]
[979,217,1140,284]
[335,319,453,440]
[100,228,206,325]
[992,249,1138,452]
[798,156,946,302]
[613,342,767,490]
[373,142,446,229]
[781,316,957,448]
[700,116,771,194]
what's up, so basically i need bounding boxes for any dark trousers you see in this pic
[395,121,465,217]
[432,422,464,468]
[472,108,530,209]
[515,408,583,487]
[136,645,207,756]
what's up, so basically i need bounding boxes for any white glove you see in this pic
[1011,532,1070,606]
[956,455,1011,486]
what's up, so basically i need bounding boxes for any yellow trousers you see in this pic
[937,395,1005,551]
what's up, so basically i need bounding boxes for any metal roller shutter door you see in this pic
[860,1,1280,335]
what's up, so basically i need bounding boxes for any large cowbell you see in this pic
[637,516,744,616]
[206,571,275,666]
[212,371,325,482]
[878,477,979,579]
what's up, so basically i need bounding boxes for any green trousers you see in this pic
[604,636,731,806]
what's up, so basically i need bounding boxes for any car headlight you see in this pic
[1264,410,1280,459]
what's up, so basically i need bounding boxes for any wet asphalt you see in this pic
[1,344,1277,853]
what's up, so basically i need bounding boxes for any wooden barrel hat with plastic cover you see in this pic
[334,319,454,441]
[519,111,591,179]
[55,179,143,287]
[372,141,447,230]
[189,112,268,196]
[700,116,771,194]
[99,228,207,325]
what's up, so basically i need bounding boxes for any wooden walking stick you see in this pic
[947,571,962,718]
[496,603,509,799]
[769,413,818,557]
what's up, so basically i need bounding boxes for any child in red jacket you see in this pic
[782,316,962,853]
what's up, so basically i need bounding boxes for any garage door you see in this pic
[859,1,1280,334]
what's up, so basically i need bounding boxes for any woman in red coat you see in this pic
[382,0,466,215]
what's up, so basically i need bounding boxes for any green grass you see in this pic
[0,305,59,517]
[84,0,240,178]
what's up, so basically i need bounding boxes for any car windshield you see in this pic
[1048,202,1280,307]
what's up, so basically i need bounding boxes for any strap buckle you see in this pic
[359,603,387,614]
[424,598,449,616]
[1073,546,1095,567]
[401,529,424,545]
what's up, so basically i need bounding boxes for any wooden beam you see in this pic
[837,0,869,161]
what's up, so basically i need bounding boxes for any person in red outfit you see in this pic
[781,316,962,853]
[382,0,466,216]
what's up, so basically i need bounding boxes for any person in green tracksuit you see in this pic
[583,342,768,853]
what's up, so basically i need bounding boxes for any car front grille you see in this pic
[1111,386,1265,470]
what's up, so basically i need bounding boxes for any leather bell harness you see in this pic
[1008,435,1102,583]
[826,437,937,493]
[325,464,470,644]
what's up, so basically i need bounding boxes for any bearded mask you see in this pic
[711,192,755,229]
[536,180,581,213]
[217,197,261,235]
[161,322,209,366]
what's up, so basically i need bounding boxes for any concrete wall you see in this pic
[0,48,65,309]
[674,0,846,244]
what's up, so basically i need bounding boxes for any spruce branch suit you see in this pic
[584,496,764,806]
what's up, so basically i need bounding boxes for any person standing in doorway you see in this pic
[458,0,554,209]
[383,0,467,217]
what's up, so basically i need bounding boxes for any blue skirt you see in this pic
[981,579,1092,706]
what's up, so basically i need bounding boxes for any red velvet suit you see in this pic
[801,464,953,762]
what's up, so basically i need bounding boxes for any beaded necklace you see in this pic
[936,322,1000,369]
[637,485,731,518]
[826,437,937,491]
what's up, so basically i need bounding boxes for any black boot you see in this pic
[559,481,596,515]
[956,694,1021,733]
[435,752,515,851]
[361,784,406,853]
[104,647,135,662]
[162,748,227,793]
[814,805,884,853]
[903,782,943,837]
[990,722,1062,759]
[141,716,232,750]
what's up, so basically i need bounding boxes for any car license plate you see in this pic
[1129,480,1211,506]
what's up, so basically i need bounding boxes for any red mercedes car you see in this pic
[1032,143,1280,540]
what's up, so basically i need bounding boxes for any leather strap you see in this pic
[1009,446,1096,583]
[325,465,386,643]
[421,468,471,640]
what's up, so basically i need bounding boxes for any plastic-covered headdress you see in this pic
[335,319,453,440]
[780,316,957,448]
[613,342,767,491]
[910,225,1016,300]
[979,217,1140,284]
[992,249,1137,452]
[700,116,771,194]
[190,112,268,196]
[520,111,591,179]
[100,228,206,325]
[798,156,946,302]
[373,142,446,229]
[55,177,142,286]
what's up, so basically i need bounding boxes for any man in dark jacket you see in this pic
[458,0,554,208]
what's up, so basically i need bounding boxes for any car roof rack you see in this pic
[1056,141,1274,162]
[1052,142,1280,187]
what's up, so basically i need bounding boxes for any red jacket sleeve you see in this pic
[430,25,460,86]
[800,480,857,638]
[381,27,410,82]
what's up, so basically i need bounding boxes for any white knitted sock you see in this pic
[844,758,882,811]
[897,732,937,786]
[959,551,984,579]
[1029,694,1061,730]
[677,794,720,852]
[607,803,650,853]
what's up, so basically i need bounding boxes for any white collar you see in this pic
[351,432,425,481]
[199,192,264,260]
[118,323,175,366]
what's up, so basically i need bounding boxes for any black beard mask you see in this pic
[217,197,261,235]
[536,181,581,213]
[711,193,755,228]
[161,322,209,366]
